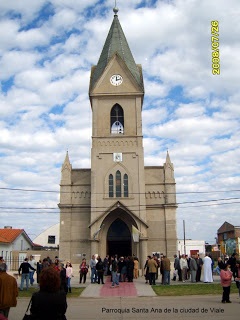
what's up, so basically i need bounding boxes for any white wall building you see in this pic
[177,239,205,256]
[33,223,59,248]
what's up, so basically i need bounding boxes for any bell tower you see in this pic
[59,5,177,266]
[89,7,148,258]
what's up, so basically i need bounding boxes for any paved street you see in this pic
[8,273,240,320]
[9,294,240,320]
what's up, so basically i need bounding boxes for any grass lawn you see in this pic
[18,287,85,298]
[18,283,239,298]
[152,283,239,296]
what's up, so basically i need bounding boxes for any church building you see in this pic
[59,7,177,269]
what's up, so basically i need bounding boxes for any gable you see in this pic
[217,221,235,233]
[90,53,144,96]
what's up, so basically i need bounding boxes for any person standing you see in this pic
[173,254,182,281]
[117,257,125,282]
[121,257,128,282]
[235,261,240,299]
[127,256,134,282]
[144,256,150,284]
[65,261,73,293]
[185,255,191,280]
[18,258,36,290]
[103,255,109,276]
[110,256,119,288]
[133,257,139,279]
[28,255,37,286]
[180,254,188,282]
[0,263,18,319]
[214,257,225,275]
[36,260,43,284]
[162,255,171,285]
[153,255,160,280]
[203,254,213,283]
[220,263,232,303]
[189,254,197,282]
[195,253,203,282]
[147,256,157,285]
[59,263,68,294]
[79,258,88,284]
[30,267,67,319]
[227,253,238,279]
[90,255,97,283]
[96,257,104,284]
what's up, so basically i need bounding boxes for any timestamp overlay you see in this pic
[211,21,220,75]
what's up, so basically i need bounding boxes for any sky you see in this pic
[0,0,239,244]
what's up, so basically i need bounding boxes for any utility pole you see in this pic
[183,220,186,255]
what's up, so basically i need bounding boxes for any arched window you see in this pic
[109,174,114,197]
[108,171,129,198]
[116,170,121,197]
[111,104,124,134]
[123,174,128,197]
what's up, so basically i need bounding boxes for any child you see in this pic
[220,263,232,303]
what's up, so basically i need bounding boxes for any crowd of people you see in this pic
[0,252,239,318]
[18,256,73,295]
[80,254,139,287]
[0,255,71,319]
[171,252,240,303]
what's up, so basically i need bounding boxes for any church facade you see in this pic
[59,7,177,269]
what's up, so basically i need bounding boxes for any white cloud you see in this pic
[0,0,239,243]
[0,51,39,80]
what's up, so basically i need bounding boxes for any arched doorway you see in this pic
[107,218,131,257]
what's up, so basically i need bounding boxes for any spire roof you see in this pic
[90,8,143,90]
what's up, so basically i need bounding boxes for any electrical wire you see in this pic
[0,186,240,195]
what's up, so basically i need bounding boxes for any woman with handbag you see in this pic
[29,267,67,320]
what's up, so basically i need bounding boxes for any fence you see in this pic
[2,250,59,271]
[3,257,26,271]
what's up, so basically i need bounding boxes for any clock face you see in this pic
[113,153,122,162]
[110,74,123,86]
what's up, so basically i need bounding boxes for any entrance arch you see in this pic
[107,218,131,257]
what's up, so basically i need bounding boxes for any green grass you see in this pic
[152,283,239,296]
[18,287,85,298]
[18,284,239,298]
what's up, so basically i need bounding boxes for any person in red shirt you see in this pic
[220,263,232,303]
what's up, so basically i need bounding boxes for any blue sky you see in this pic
[0,0,239,243]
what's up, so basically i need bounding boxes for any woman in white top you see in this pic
[65,261,73,293]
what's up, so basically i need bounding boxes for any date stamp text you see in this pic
[211,21,220,75]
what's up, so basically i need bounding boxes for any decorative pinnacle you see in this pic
[113,0,119,15]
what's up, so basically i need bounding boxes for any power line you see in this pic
[0,197,239,211]
[0,186,240,195]
[179,201,240,208]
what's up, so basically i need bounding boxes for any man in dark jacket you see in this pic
[18,258,36,290]
[227,253,238,279]
[195,254,203,282]
[173,254,182,281]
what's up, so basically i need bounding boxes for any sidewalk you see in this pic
[80,275,156,297]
